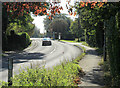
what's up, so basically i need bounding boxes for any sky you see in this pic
[31,0,76,34]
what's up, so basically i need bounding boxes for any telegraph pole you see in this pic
[103,21,107,61]
[77,5,80,42]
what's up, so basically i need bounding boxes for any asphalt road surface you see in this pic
[1,38,82,82]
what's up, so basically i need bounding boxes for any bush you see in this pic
[10,60,83,86]
[18,32,31,48]
[4,30,31,51]
[80,36,85,41]
[2,33,8,51]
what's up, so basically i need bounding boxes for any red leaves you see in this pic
[74,12,77,16]
[91,2,96,8]
[98,2,104,8]
[4,2,49,18]
[44,3,47,6]
[7,5,9,8]
[3,1,106,20]
[47,2,63,20]
[23,4,26,6]
[80,2,85,7]
[57,10,60,14]
[34,6,38,10]
[49,15,52,20]
[66,0,106,17]
[59,6,63,10]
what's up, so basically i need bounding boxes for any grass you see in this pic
[0,46,86,87]
[60,40,78,43]
[60,40,89,47]
[80,41,89,46]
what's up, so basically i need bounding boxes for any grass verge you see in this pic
[60,40,78,43]
[0,46,86,87]
[60,40,89,47]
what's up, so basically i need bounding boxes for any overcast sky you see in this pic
[31,0,76,34]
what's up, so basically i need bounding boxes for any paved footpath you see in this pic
[62,42,104,87]
[78,45,104,87]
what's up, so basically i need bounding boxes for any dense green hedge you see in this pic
[3,30,31,51]
[105,12,120,87]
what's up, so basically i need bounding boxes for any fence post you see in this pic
[8,58,13,86]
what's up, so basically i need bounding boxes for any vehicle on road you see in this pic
[42,37,52,46]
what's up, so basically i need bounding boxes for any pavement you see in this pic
[78,45,104,87]
[63,42,104,87]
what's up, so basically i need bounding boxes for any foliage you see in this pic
[3,2,49,17]
[60,40,78,43]
[49,18,69,39]
[69,2,120,87]
[70,19,84,40]
[3,30,31,51]
[44,14,73,39]
[66,0,107,17]
[105,11,120,87]
[80,42,89,47]
[0,81,8,87]
[2,3,35,51]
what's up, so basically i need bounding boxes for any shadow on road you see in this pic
[2,51,45,71]
[86,49,98,56]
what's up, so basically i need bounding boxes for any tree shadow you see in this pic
[86,49,99,56]
[81,66,104,86]
[2,51,45,71]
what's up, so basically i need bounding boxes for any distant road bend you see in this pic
[1,38,82,82]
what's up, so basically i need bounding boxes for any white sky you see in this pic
[31,0,76,34]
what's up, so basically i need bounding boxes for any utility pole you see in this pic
[53,32,55,40]
[103,21,107,61]
[77,5,80,42]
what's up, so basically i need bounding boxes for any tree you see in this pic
[72,1,120,87]
[49,19,69,39]
[70,18,84,41]
[44,14,73,39]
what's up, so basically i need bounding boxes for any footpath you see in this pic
[63,42,104,87]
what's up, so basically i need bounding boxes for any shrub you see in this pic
[80,36,85,41]
[10,60,83,86]
[18,32,31,48]
[4,30,31,51]
[2,33,8,51]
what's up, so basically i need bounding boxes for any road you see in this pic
[1,38,82,82]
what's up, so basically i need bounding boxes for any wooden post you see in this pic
[8,58,13,86]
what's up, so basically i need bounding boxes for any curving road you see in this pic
[1,38,82,82]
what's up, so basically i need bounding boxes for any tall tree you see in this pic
[70,18,84,41]
[49,18,69,39]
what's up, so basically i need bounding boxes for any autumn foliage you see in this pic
[66,0,107,16]
[3,2,49,18]
[3,0,107,20]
